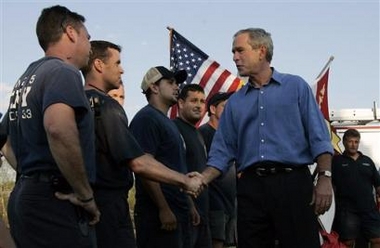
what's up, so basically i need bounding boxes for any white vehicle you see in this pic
[319,104,380,233]
[330,106,380,168]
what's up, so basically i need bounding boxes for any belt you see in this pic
[21,171,72,192]
[254,167,294,176]
[245,162,307,177]
[20,171,59,183]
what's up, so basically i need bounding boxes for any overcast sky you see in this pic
[1,0,379,118]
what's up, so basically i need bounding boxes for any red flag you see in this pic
[168,28,243,123]
[315,68,330,120]
[312,57,342,154]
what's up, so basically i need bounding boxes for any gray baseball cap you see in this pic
[141,66,187,93]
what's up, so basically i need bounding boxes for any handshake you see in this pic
[182,172,208,198]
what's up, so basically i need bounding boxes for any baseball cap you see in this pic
[207,92,233,113]
[141,66,187,93]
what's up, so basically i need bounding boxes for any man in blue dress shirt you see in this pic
[201,28,334,248]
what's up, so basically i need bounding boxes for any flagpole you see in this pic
[167,26,174,65]
[316,56,334,79]
[167,26,174,38]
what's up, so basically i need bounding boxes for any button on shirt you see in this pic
[207,68,333,174]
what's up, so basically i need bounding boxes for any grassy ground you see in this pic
[0,182,13,226]
[0,160,16,226]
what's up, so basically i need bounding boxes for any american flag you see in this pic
[168,28,243,121]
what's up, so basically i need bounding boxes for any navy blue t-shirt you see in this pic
[332,151,380,212]
[130,104,189,221]
[199,123,237,215]
[174,117,209,221]
[7,57,96,182]
[85,89,144,190]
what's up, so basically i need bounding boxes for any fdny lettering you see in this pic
[9,74,35,121]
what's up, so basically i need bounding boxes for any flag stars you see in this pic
[169,30,242,120]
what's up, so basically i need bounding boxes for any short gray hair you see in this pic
[234,28,274,63]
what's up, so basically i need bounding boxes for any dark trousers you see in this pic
[95,189,136,248]
[134,211,191,248]
[237,166,320,248]
[8,177,96,248]
[191,219,212,248]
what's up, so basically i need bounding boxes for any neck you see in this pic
[347,152,360,161]
[249,66,272,87]
[149,98,171,115]
[86,83,108,94]
[45,44,77,68]
[179,115,197,127]
[207,116,218,129]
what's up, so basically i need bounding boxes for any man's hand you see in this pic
[311,176,333,215]
[184,172,207,197]
[190,204,200,226]
[159,207,177,231]
[55,192,100,225]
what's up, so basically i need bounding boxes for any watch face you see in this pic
[320,171,332,177]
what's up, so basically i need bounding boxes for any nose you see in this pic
[120,66,124,74]
[233,52,239,63]
[196,100,205,109]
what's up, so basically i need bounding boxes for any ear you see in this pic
[178,98,185,110]
[210,105,217,115]
[65,25,77,43]
[93,58,103,73]
[258,45,267,61]
[149,83,159,94]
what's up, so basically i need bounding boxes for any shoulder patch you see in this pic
[88,95,102,118]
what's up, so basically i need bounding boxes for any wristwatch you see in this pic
[318,170,332,178]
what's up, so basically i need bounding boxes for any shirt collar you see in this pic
[242,67,282,94]
[342,150,363,159]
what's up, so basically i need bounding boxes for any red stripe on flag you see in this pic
[169,104,178,119]
[206,70,233,103]
[228,77,242,92]
[198,61,220,88]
